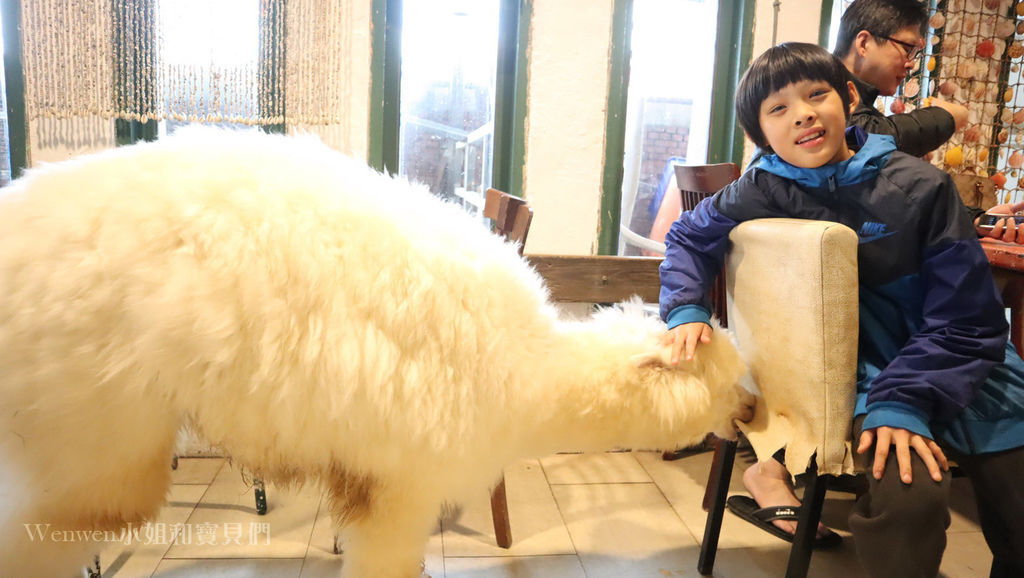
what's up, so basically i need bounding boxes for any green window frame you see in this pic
[368,0,529,198]
[598,0,756,255]
[2,0,28,180]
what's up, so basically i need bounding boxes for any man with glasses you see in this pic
[834,0,967,158]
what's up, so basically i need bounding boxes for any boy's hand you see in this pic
[660,322,712,365]
[857,426,948,484]
[976,201,1024,244]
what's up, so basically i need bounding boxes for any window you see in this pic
[399,0,501,211]
[0,7,13,184]
[155,0,262,137]
[371,0,527,214]
[618,0,722,255]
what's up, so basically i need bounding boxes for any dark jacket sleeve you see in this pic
[849,104,955,158]
[658,196,737,325]
[964,204,986,223]
[863,172,1007,435]
[659,173,781,326]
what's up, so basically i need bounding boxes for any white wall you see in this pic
[520,0,615,255]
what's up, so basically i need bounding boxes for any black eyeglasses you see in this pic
[877,34,923,61]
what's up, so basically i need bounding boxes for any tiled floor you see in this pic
[94,448,992,578]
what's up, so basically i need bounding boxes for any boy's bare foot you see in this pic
[741,459,833,539]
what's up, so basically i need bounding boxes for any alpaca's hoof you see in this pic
[254,479,268,515]
[83,554,101,578]
[332,534,343,556]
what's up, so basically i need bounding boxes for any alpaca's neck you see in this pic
[516,326,652,454]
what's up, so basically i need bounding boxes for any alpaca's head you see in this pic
[559,302,753,450]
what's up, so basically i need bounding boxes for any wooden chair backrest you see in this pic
[675,163,741,211]
[674,163,741,327]
[484,188,533,256]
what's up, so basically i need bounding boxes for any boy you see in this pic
[659,42,1024,577]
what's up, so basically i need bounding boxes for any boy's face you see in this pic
[758,79,857,169]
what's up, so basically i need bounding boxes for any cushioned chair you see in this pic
[698,219,860,578]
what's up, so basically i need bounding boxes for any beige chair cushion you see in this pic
[726,219,860,476]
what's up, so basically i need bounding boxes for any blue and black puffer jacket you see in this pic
[659,128,1024,455]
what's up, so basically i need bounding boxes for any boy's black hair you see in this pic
[735,42,853,152]
[832,0,929,58]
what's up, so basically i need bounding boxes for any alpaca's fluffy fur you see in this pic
[0,129,749,578]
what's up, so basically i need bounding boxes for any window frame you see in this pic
[1,0,28,179]
[599,0,756,254]
[368,0,529,198]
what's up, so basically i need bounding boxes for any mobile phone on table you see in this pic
[977,214,1024,229]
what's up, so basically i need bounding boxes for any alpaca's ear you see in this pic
[630,347,673,369]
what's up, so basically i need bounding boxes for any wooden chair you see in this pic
[675,163,740,329]
[482,188,665,549]
[481,188,533,548]
[697,219,860,578]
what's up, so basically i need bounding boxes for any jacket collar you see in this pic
[752,127,896,191]
[850,73,881,109]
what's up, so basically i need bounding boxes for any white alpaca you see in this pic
[0,129,750,578]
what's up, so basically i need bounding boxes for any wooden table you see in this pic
[524,254,663,303]
[981,238,1024,353]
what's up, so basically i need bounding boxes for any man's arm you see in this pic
[850,103,957,158]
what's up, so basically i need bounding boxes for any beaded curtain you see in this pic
[20,0,352,127]
[835,0,1024,203]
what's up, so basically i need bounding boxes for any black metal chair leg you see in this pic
[786,460,829,578]
[254,478,268,515]
[698,437,738,575]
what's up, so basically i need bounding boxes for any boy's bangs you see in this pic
[757,48,846,105]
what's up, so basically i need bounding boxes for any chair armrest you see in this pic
[726,219,860,476]
[619,224,667,255]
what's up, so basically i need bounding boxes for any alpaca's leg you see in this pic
[0,401,177,577]
[335,483,440,578]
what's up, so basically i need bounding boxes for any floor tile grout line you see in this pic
[296,491,326,578]
[153,462,220,578]
[536,457,588,577]
[636,453,706,547]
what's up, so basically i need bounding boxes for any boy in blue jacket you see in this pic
[659,42,1024,577]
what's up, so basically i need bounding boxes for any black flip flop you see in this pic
[726,495,843,549]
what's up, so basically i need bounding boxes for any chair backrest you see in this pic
[726,219,860,476]
[484,188,533,256]
[675,163,741,211]
[674,163,741,327]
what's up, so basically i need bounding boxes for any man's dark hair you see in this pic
[832,0,928,58]
[735,42,853,152]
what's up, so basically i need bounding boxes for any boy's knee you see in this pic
[865,460,951,526]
